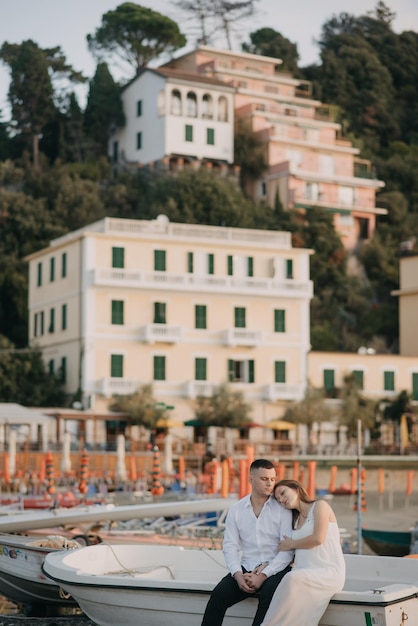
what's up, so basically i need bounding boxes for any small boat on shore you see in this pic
[361,526,412,557]
[43,543,418,626]
[0,533,81,612]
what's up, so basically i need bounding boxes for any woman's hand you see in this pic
[279,535,294,551]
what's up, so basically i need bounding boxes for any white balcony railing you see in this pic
[97,378,139,398]
[223,328,263,347]
[184,381,218,399]
[88,269,312,298]
[264,383,305,401]
[141,324,183,343]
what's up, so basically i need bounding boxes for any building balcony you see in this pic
[264,383,305,401]
[89,269,312,298]
[184,381,218,399]
[97,378,139,398]
[141,323,183,343]
[223,328,263,347]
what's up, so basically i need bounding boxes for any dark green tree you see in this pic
[0,40,85,168]
[242,27,299,73]
[110,384,167,430]
[87,3,186,76]
[0,335,65,405]
[194,384,251,428]
[84,63,125,157]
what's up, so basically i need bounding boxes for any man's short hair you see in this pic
[250,459,275,472]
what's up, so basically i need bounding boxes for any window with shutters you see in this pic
[275,361,286,383]
[153,302,166,324]
[153,356,166,380]
[154,249,166,271]
[111,354,123,378]
[234,307,246,328]
[228,359,255,383]
[111,300,124,325]
[195,358,207,381]
[112,247,125,268]
[195,305,207,329]
[274,309,285,332]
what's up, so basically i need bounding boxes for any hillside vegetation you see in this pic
[0,2,417,406]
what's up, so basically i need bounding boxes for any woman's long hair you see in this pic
[274,479,315,528]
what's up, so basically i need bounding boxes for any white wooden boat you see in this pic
[43,543,418,626]
[0,533,80,609]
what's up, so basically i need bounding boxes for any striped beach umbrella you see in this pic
[151,445,164,496]
[45,451,55,495]
[78,449,89,495]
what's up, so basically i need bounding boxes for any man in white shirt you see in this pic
[201,458,294,626]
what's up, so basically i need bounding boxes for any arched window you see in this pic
[171,90,182,115]
[218,96,228,121]
[186,92,198,117]
[202,93,213,119]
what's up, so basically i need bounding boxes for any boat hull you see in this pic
[0,534,79,606]
[361,527,411,556]
[43,544,418,626]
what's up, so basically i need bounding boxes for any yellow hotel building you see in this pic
[25,216,313,427]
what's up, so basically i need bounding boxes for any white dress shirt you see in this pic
[223,494,294,578]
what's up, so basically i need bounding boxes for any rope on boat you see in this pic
[103,543,175,578]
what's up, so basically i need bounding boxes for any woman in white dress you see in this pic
[257,479,346,626]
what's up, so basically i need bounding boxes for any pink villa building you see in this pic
[163,46,386,250]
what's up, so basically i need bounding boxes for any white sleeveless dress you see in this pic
[260,502,346,626]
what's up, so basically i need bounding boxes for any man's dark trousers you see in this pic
[201,565,291,626]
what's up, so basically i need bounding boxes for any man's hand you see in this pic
[243,572,267,591]
[233,571,257,593]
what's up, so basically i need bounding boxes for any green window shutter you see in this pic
[195,305,207,329]
[153,356,166,380]
[206,128,215,145]
[275,361,286,383]
[37,262,42,287]
[34,313,38,338]
[188,252,194,273]
[352,370,364,389]
[323,369,335,392]
[49,308,55,333]
[383,371,395,391]
[185,124,193,141]
[412,373,418,401]
[286,259,293,279]
[137,100,142,116]
[62,252,67,278]
[112,247,125,268]
[154,302,166,324]
[40,311,44,335]
[208,253,214,275]
[136,132,142,150]
[60,357,67,383]
[228,359,235,382]
[111,354,123,378]
[247,257,254,277]
[111,300,124,325]
[227,255,233,276]
[234,307,246,328]
[154,249,166,271]
[48,359,54,375]
[61,304,67,331]
[248,359,255,383]
[195,358,207,381]
[50,258,55,282]
[274,309,285,332]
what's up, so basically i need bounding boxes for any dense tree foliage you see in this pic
[0,335,64,405]
[194,384,251,428]
[87,3,186,76]
[241,27,299,74]
[84,63,125,157]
